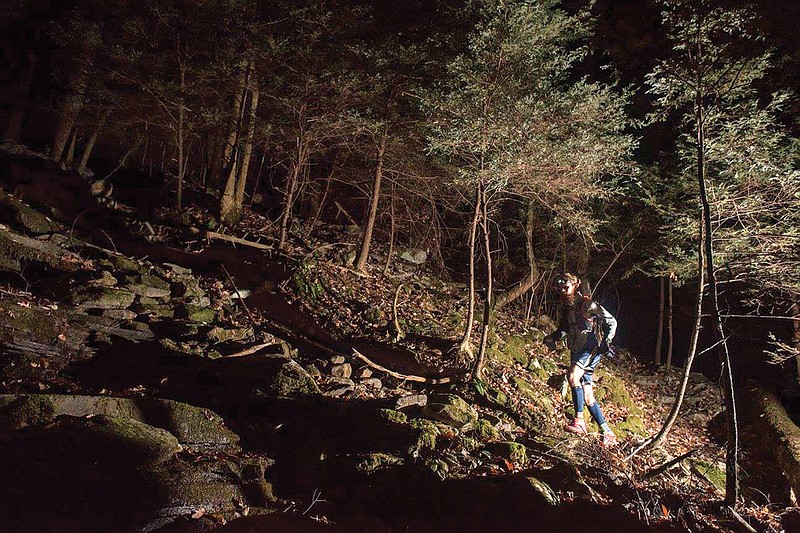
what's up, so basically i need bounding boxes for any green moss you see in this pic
[615,415,647,437]
[207,326,253,343]
[379,409,408,425]
[473,379,510,408]
[356,453,404,474]
[105,254,146,275]
[421,394,478,428]
[494,335,532,366]
[71,287,135,309]
[691,459,726,493]
[271,364,319,398]
[408,418,440,457]
[183,305,216,324]
[471,418,500,441]
[485,441,527,465]
[0,394,57,432]
[594,371,642,415]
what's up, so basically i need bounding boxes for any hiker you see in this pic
[544,273,618,447]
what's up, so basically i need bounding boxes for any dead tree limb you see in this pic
[352,348,451,384]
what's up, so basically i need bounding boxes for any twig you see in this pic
[100,230,118,254]
[726,506,759,533]
[352,348,451,384]
[392,283,406,341]
[207,230,273,251]
[226,342,275,358]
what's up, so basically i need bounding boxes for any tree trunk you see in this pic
[4,49,38,141]
[456,183,481,363]
[233,77,260,215]
[52,64,90,163]
[176,59,187,210]
[473,184,492,381]
[639,221,706,454]
[384,183,396,274]
[217,63,249,190]
[305,159,337,240]
[697,93,738,507]
[655,276,665,366]
[665,274,675,368]
[278,145,304,251]
[792,302,800,387]
[78,117,104,175]
[494,200,538,310]
[355,130,388,271]
[249,151,267,206]
[63,127,78,168]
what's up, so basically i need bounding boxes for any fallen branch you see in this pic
[726,506,759,533]
[207,231,273,251]
[642,448,696,480]
[221,265,258,342]
[352,348,451,384]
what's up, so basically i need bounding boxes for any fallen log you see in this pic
[745,383,800,500]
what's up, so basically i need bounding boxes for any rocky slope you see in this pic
[0,144,796,532]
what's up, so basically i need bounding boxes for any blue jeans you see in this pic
[570,350,602,385]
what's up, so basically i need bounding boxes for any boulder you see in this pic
[0,190,60,234]
[420,394,478,428]
[0,394,240,449]
[331,363,352,379]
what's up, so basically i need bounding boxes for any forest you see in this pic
[1,0,799,531]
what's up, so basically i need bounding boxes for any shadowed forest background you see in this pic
[1,0,800,531]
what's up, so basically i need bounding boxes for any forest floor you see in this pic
[0,153,797,532]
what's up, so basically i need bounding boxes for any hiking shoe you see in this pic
[566,418,589,434]
[601,432,617,448]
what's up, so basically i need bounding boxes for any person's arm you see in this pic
[587,301,617,345]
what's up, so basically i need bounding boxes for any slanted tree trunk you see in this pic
[78,114,105,175]
[655,276,665,365]
[4,49,38,141]
[232,76,260,216]
[473,183,492,380]
[63,127,78,168]
[665,273,675,368]
[494,199,538,310]
[696,88,739,508]
[52,64,90,163]
[456,183,481,363]
[632,221,706,457]
[355,130,388,272]
[383,182,396,274]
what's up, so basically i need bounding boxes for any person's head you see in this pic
[555,273,580,304]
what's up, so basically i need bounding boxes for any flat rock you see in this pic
[71,287,136,310]
[395,394,428,410]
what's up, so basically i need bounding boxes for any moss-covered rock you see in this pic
[512,376,554,432]
[471,418,500,441]
[182,304,216,324]
[270,362,320,398]
[524,475,559,506]
[0,394,56,432]
[615,415,647,437]
[594,371,642,415]
[690,459,726,493]
[420,394,478,428]
[140,303,175,318]
[71,287,136,310]
[485,441,527,465]
[525,356,557,380]
[494,335,532,366]
[408,418,440,457]
[379,409,408,425]
[356,453,404,474]
[473,378,510,408]
[102,254,146,275]
[0,191,60,234]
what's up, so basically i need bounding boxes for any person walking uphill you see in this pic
[544,273,618,447]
